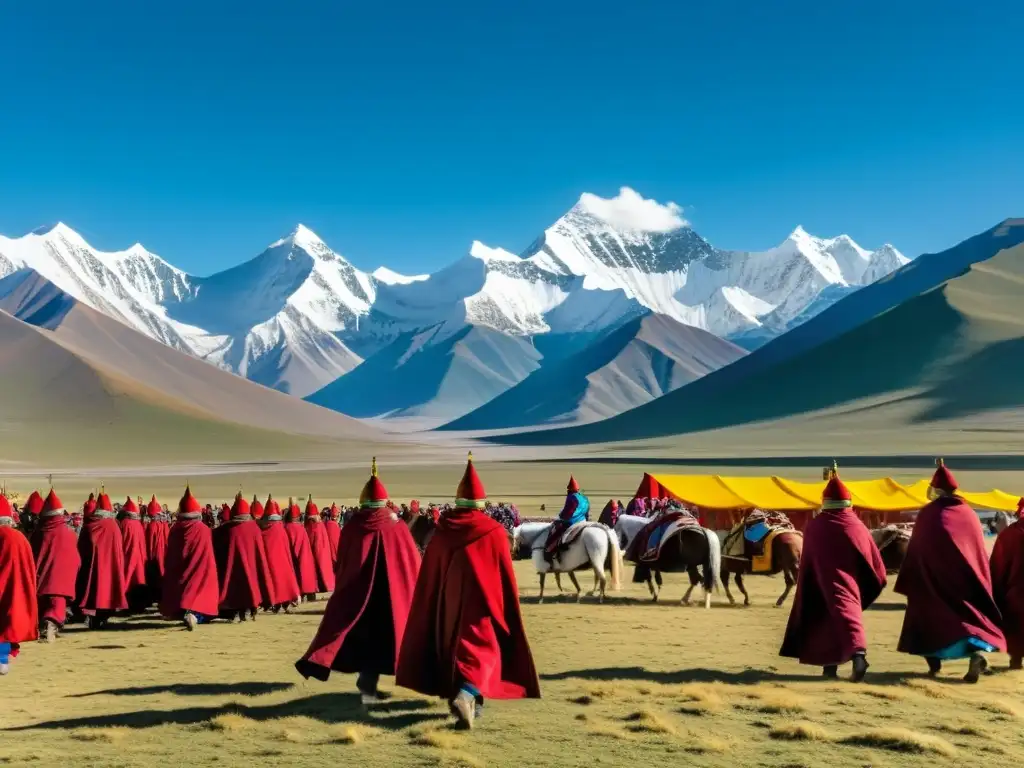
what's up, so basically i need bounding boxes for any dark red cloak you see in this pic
[304,519,336,593]
[284,521,319,595]
[145,520,169,594]
[0,527,39,643]
[780,508,887,665]
[324,519,342,569]
[31,516,81,599]
[76,517,129,612]
[990,520,1024,657]
[213,520,276,611]
[261,521,300,606]
[296,508,421,681]
[396,508,540,700]
[895,496,1005,654]
[160,519,219,618]
[119,517,149,608]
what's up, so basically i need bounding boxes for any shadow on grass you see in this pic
[7,693,445,733]
[541,665,933,687]
[867,602,908,612]
[72,682,294,698]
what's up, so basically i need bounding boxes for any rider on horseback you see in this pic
[543,476,590,565]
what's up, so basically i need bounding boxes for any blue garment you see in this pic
[928,636,998,660]
[559,493,590,527]
[0,642,10,664]
[744,520,770,543]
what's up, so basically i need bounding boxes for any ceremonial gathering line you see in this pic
[1,456,1023,731]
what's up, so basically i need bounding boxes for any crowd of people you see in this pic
[3,454,1024,729]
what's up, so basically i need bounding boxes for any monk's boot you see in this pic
[238,611,248,622]
[356,672,381,706]
[964,652,988,684]
[822,665,839,680]
[926,657,942,678]
[1010,655,1023,671]
[183,612,198,632]
[450,691,476,730]
[850,653,869,683]
[249,608,257,622]
[43,620,58,644]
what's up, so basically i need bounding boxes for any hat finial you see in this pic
[936,457,944,467]
[468,451,474,463]
[371,456,378,477]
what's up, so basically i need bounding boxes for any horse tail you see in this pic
[703,526,723,593]
[605,525,623,591]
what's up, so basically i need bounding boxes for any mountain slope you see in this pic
[494,219,1024,447]
[442,314,745,430]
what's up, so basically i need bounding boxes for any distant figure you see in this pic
[895,460,1005,682]
[260,495,301,613]
[30,489,80,642]
[284,498,319,601]
[780,468,886,680]
[144,496,169,604]
[324,503,342,569]
[304,497,336,595]
[118,497,149,612]
[213,494,275,622]
[543,476,590,565]
[76,491,128,629]
[161,486,219,630]
[296,458,422,702]
[397,453,540,730]
[598,499,620,529]
[990,509,1024,670]
[1,489,39,674]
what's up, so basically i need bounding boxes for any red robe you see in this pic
[0,527,39,644]
[31,515,81,624]
[145,520,169,597]
[119,517,149,609]
[324,519,342,569]
[261,521,301,606]
[160,519,219,618]
[296,508,421,681]
[396,508,540,700]
[990,520,1024,657]
[780,508,887,665]
[76,517,129,613]
[895,496,1005,654]
[304,519,336,593]
[213,520,276,611]
[284,521,319,595]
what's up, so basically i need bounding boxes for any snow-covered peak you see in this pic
[469,240,519,263]
[268,223,328,254]
[372,266,428,285]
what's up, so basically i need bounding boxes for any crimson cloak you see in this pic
[304,518,336,593]
[161,518,219,618]
[990,520,1024,657]
[31,515,80,601]
[120,516,149,610]
[145,519,169,598]
[0,526,39,644]
[213,520,276,611]
[284,521,319,595]
[76,517,129,613]
[261,519,301,606]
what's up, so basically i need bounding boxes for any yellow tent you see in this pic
[650,475,817,511]
[775,477,926,513]
[902,480,1021,512]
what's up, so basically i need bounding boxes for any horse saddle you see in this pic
[635,512,700,563]
[559,521,596,548]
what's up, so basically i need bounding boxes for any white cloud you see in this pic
[578,187,688,233]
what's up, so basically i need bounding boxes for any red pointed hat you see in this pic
[230,493,250,519]
[122,497,140,514]
[455,452,487,509]
[40,488,66,517]
[304,496,319,519]
[146,496,161,517]
[264,494,281,518]
[96,491,114,513]
[566,475,580,494]
[178,485,202,515]
[359,457,389,508]
[251,496,265,520]
[0,492,12,519]
[930,458,959,494]
[83,493,97,517]
[25,490,44,516]
[329,502,341,519]
[286,498,301,520]
[821,464,853,510]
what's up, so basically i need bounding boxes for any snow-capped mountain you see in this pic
[0,188,907,408]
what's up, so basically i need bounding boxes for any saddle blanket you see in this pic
[559,521,602,548]
[724,518,797,572]
[638,514,701,563]
[750,529,794,574]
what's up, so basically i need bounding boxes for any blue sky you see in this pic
[2,1,1021,276]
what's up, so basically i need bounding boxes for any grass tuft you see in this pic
[839,727,956,757]
[624,708,676,735]
[569,694,593,705]
[745,688,807,714]
[769,721,831,741]
[69,728,129,744]
[206,713,253,732]
[855,685,909,701]
[684,734,730,753]
[587,723,637,741]
[903,679,954,699]
[410,729,461,750]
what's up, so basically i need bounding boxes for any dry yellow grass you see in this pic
[838,727,957,757]
[624,708,677,735]
[770,721,831,741]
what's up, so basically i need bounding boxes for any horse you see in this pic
[614,514,722,608]
[402,508,437,553]
[512,522,623,603]
[993,511,1016,536]
[716,528,802,608]
[870,524,913,573]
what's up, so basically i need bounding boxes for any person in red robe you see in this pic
[161,486,219,630]
[144,496,169,605]
[896,460,1005,682]
[324,503,342,569]
[297,459,422,701]
[304,497,336,595]
[396,453,540,729]
[118,497,149,612]
[260,495,301,613]
[30,489,80,642]
[284,498,319,601]
[1,490,38,674]
[990,510,1024,669]
[213,494,275,621]
[76,491,128,629]
[780,468,887,680]
[23,490,44,518]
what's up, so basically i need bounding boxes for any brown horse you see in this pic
[717,530,802,607]
[870,525,913,573]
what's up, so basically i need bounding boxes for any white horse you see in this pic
[513,522,623,603]
[614,514,722,609]
[993,511,1016,535]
